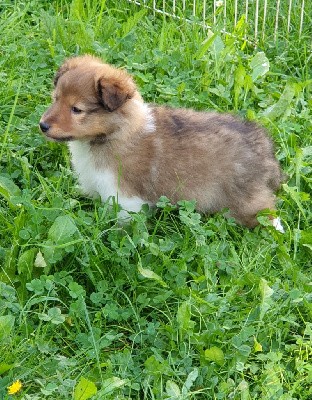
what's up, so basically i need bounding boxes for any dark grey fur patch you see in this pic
[171,114,185,131]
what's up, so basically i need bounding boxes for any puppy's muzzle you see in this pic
[39,121,50,133]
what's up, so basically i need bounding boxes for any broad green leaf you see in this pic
[73,377,97,400]
[48,215,78,245]
[43,215,80,264]
[234,63,246,109]
[156,196,176,210]
[195,31,217,59]
[144,355,170,375]
[183,368,198,393]
[41,382,58,396]
[263,81,296,120]
[204,347,225,365]
[249,52,269,81]
[254,337,263,352]
[68,282,86,299]
[0,363,13,374]
[259,278,274,320]
[166,380,181,397]
[300,230,312,247]
[0,175,21,201]
[26,278,45,294]
[237,380,250,399]
[303,244,312,252]
[148,242,160,256]
[97,377,127,396]
[0,315,15,340]
[213,35,225,58]
[304,323,312,337]
[259,278,274,299]
[145,355,162,374]
[17,248,36,276]
[282,184,309,219]
[121,9,146,36]
[302,146,312,158]
[177,301,191,331]
[48,307,66,324]
[138,266,167,287]
[235,14,246,36]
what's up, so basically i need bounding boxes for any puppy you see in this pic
[40,55,284,230]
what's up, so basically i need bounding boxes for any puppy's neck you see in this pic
[115,97,155,139]
[90,97,155,146]
[130,99,155,135]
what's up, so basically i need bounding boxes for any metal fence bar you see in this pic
[223,0,227,33]
[203,0,206,25]
[213,0,216,25]
[287,0,292,35]
[262,0,268,41]
[234,0,238,27]
[245,0,249,25]
[274,0,281,42]
[299,0,305,37]
[255,0,259,40]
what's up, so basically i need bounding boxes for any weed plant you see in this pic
[0,0,311,399]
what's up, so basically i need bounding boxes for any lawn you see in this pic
[0,0,311,399]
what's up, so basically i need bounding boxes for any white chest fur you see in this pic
[68,141,148,213]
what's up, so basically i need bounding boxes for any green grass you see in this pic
[0,0,311,399]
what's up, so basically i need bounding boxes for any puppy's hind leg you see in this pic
[230,188,283,231]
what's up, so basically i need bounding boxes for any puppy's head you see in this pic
[39,55,137,142]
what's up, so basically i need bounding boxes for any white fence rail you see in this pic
[128,0,310,42]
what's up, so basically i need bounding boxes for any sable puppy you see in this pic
[40,55,284,229]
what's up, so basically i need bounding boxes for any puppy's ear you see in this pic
[97,74,135,112]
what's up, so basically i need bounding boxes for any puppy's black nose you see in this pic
[39,122,50,133]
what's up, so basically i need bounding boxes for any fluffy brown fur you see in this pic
[40,55,284,228]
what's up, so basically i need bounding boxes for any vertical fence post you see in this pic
[274,0,281,42]
[234,0,238,27]
[223,0,227,33]
[203,0,206,26]
[287,0,292,36]
[299,0,305,38]
[213,0,216,25]
[255,0,259,40]
[262,0,268,41]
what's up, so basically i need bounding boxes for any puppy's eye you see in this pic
[71,106,83,114]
